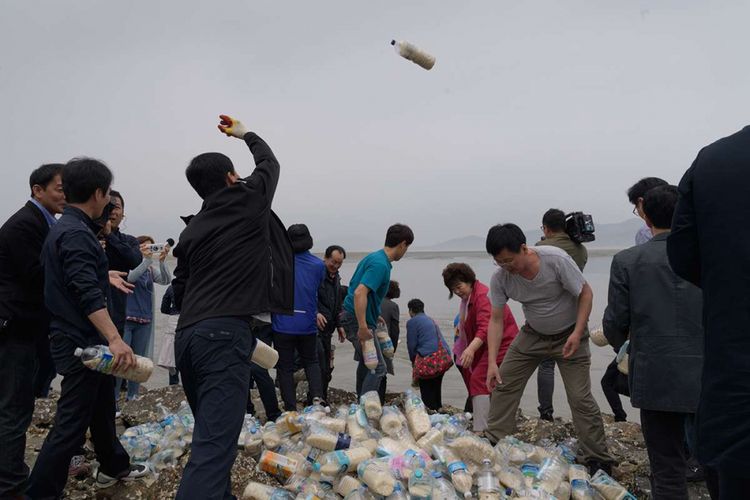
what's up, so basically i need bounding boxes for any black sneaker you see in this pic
[587,460,613,476]
[96,464,149,489]
[539,412,554,422]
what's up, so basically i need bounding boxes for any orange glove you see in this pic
[217,114,249,139]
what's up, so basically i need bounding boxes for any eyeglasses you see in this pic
[492,257,515,268]
[632,206,638,215]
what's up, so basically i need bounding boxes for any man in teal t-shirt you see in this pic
[341,224,414,399]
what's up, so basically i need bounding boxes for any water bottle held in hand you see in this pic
[362,338,378,372]
[74,345,153,383]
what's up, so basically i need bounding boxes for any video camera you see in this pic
[147,238,175,254]
[565,212,595,244]
[93,201,117,236]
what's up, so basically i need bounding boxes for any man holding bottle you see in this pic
[27,158,147,498]
[172,115,294,499]
[339,224,414,401]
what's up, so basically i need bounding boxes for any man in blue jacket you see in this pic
[273,224,326,410]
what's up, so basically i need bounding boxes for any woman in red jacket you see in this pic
[442,263,519,432]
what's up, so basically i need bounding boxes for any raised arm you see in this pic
[218,114,280,202]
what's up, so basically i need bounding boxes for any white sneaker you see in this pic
[96,463,149,488]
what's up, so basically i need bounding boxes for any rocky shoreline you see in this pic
[26,385,710,499]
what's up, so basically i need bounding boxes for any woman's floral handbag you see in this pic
[413,321,454,380]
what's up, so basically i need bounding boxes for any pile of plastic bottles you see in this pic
[118,401,196,471]
[241,390,637,500]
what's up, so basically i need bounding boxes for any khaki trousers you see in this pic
[485,325,613,464]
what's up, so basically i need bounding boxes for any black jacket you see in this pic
[317,271,342,335]
[42,206,111,347]
[105,229,142,333]
[172,132,294,330]
[603,232,703,413]
[0,201,50,325]
[668,125,750,473]
[160,285,179,315]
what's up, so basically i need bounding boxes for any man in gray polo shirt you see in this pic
[483,223,613,474]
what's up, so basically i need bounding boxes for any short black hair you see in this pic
[325,245,347,259]
[407,298,424,314]
[542,209,566,232]
[109,190,124,208]
[386,280,400,299]
[62,158,113,204]
[627,177,668,205]
[29,163,63,196]
[384,223,414,248]
[185,152,236,199]
[642,185,678,229]
[486,223,526,256]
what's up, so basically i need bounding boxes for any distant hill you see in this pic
[421,218,644,251]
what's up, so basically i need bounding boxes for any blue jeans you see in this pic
[340,311,387,396]
[174,317,255,500]
[114,321,152,401]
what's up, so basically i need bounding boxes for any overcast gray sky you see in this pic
[1,1,748,250]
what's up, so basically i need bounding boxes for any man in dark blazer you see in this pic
[0,164,65,498]
[605,185,703,499]
[668,126,750,499]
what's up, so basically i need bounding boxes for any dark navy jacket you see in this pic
[105,228,141,332]
[42,206,111,347]
[668,125,750,474]
[0,201,50,324]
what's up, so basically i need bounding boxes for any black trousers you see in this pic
[28,333,130,499]
[705,466,750,500]
[601,358,628,420]
[273,332,323,412]
[419,373,444,411]
[536,358,555,417]
[640,409,689,500]
[32,332,56,398]
[247,325,281,421]
[175,317,255,500]
[0,321,39,498]
[318,331,333,400]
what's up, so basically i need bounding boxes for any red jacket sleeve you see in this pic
[473,292,492,343]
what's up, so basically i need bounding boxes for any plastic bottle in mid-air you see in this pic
[391,40,436,70]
